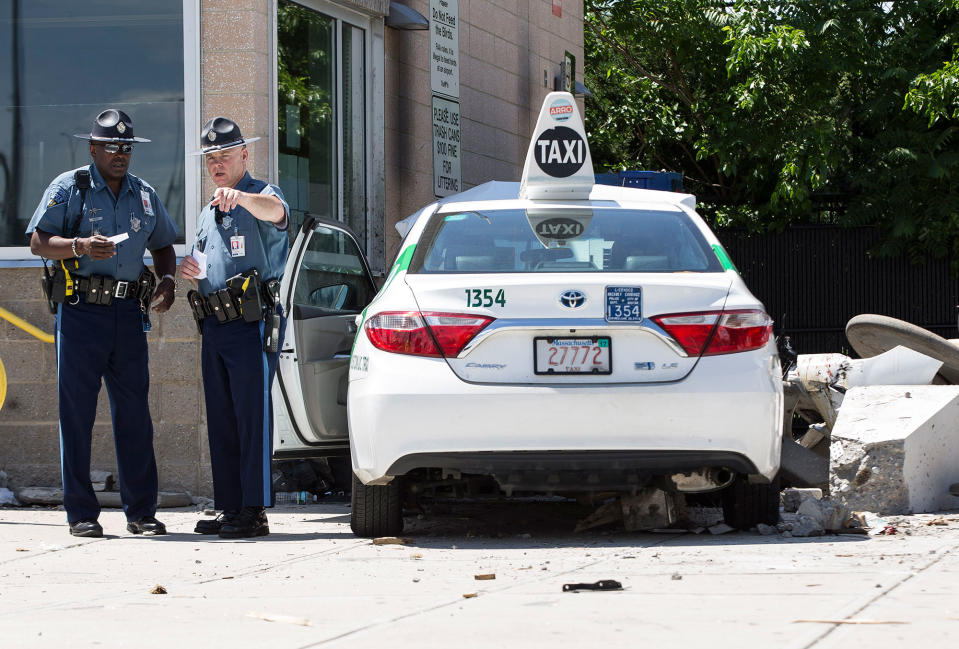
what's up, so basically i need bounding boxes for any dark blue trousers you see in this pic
[55,297,158,523]
[200,314,284,510]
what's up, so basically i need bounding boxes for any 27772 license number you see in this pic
[534,337,611,375]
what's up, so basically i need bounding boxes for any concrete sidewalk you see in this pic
[1,502,958,649]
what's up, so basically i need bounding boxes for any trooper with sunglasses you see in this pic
[25,108,177,538]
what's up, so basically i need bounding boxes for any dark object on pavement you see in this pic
[563,580,623,592]
[845,314,959,383]
[69,519,103,538]
[218,506,269,538]
[194,510,239,534]
[127,516,167,535]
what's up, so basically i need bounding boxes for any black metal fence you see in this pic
[716,225,959,356]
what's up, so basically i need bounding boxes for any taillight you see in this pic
[652,309,772,356]
[365,311,494,358]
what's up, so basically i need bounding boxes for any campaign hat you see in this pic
[191,117,260,155]
[74,109,151,143]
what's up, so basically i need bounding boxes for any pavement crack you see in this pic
[800,540,959,648]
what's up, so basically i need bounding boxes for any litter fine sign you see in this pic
[432,95,461,197]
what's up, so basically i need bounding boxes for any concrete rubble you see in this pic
[780,315,959,517]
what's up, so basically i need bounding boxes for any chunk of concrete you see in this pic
[829,385,959,515]
[797,497,849,531]
[15,487,192,508]
[782,488,822,513]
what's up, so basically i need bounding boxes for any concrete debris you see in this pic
[371,537,413,545]
[192,496,215,511]
[621,489,675,532]
[797,497,850,532]
[782,488,823,513]
[708,523,734,535]
[778,512,824,538]
[829,385,959,515]
[0,487,18,506]
[788,347,941,431]
[575,488,677,532]
[756,523,778,535]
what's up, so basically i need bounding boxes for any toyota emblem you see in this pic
[559,290,586,309]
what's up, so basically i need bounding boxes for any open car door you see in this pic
[273,216,377,458]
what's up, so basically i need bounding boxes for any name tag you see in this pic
[230,235,246,258]
[140,190,155,217]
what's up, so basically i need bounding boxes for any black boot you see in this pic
[69,519,103,538]
[194,510,239,534]
[218,506,269,539]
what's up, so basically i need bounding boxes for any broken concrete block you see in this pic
[0,487,18,505]
[708,523,734,535]
[756,523,777,535]
[829,385,959,515]
[779,512,823,537]
[783,488,823,513]
[621,489,675,532]
[797,497,849,531]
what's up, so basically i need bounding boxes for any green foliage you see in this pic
[585,0,959,264]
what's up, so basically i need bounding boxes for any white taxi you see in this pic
[273,92,783,537]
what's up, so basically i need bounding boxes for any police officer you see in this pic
[26,109,178,538]
[179,117,289,538]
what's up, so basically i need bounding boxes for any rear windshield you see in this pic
[408,208,723,273]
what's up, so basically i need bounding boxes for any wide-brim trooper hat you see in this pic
[190,116,260,155]
[73,108,151,143]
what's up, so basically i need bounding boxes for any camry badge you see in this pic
[559,289,586,309]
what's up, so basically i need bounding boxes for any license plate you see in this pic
[605,286,642,322]
[534,337,612,375]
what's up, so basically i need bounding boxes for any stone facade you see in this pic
[0,0,583,497]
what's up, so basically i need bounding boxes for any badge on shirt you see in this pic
[220,214,233,230]
[140,189,155,217]
[130,215,141,233]
[230,235,246,258]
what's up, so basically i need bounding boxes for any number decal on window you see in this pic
[465,288,507,307]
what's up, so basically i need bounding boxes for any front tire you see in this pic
[350,472,404,537]
[722,473,780,529]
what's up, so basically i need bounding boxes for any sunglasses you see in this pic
[101,143,134,154]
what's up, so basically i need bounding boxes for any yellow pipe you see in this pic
[0,356,6,412]
[0,306,54,344]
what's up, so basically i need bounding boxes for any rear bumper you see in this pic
[348,344,783,486]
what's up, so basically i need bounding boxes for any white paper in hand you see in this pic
[107,232,129,244]
[191,249,208,279]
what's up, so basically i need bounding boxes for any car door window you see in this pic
[292,226,376,314]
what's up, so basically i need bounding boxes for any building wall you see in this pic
[0,0,583,497]
[384,0,584,263]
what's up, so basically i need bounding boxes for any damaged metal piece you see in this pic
[562,580,623,592]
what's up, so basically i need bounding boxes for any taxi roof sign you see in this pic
[519,92,595,201]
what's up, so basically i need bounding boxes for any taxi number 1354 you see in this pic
[465,288,506,307]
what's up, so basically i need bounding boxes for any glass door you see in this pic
[277,0,368,251]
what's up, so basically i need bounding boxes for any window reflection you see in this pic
[0,0,185,248]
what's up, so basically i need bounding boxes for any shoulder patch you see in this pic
[47,187,69,208]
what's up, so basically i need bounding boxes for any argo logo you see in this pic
[549,98,574,122]
[534,126,586,178]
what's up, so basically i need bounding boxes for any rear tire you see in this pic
[350,472,404,537]
[722,474,780,529]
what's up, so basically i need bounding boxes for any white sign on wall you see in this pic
[432,95,461,197]
[430,0,459,98]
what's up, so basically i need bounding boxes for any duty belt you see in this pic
[73,276,139,300]
[186,269,282,353]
